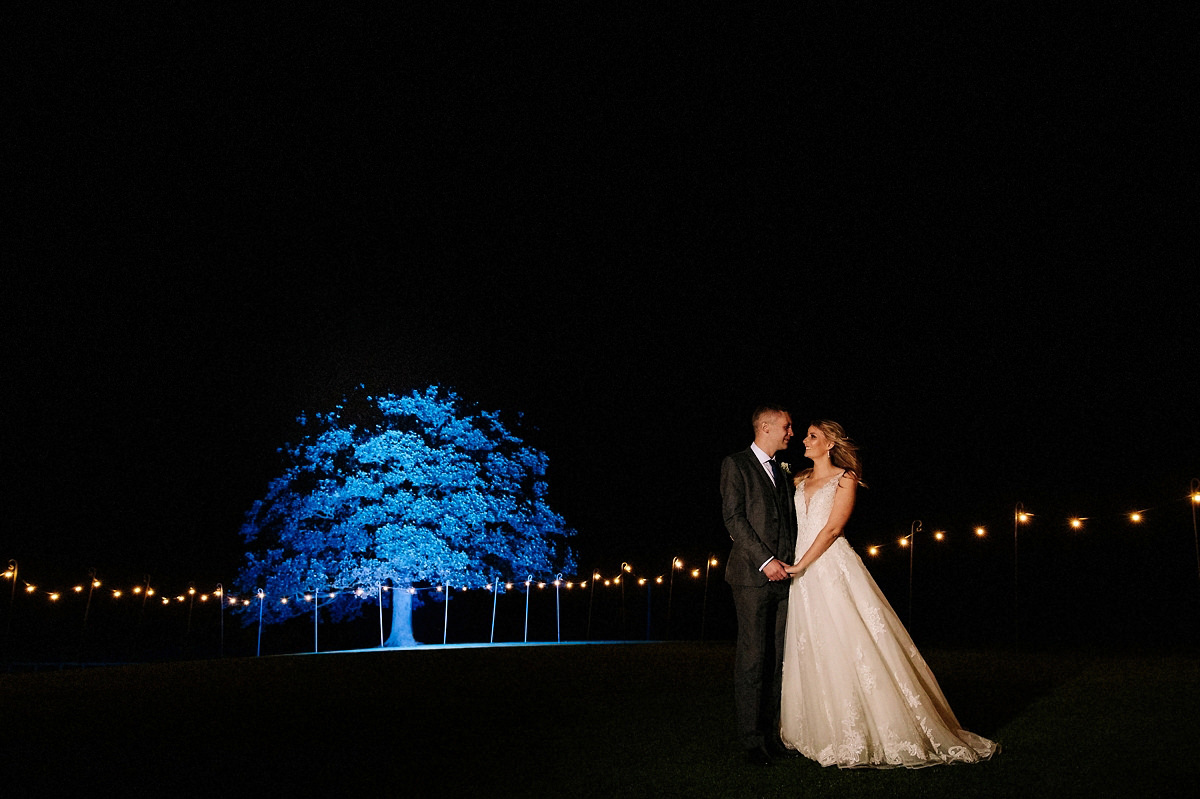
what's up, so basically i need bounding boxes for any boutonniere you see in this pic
[779,461,793,476]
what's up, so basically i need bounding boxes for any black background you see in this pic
[5,4,1196,649]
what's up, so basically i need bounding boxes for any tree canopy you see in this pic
[235,386,576,643]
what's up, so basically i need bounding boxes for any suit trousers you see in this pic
[730,580,790,750]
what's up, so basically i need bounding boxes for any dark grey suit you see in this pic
[720,447,798,751]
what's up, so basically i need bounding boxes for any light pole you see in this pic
[255,588,266,656]
[898,521,946,631]
[586,569,599,640]
[379,583,387,648]
[523,577,533,643]
[702,555,718,641]
[138,574,152,627]
[5,559,17,640]
[554,574,563,643]
[902,521,921,628]
[310,588,321,653]
[619,563,632,639]
[186,582,197,638]
[1014,503,1031,649]
[1190,478,1200,584]
[489,577,500,644]
[77,567,100,660]
[666,556,682,639]
[215,583,225,657]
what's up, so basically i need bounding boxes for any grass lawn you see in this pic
[3,642,1196,797]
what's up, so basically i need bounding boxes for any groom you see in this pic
[720,404,798,765]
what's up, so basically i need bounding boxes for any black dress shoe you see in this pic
[745,745,773,766]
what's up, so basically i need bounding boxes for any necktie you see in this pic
[769,458,784,488]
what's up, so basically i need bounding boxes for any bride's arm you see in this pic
[785,474,858,575]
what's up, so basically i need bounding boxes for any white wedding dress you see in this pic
[780,472,998,768]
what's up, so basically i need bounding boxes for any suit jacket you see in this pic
[721,447,798,587]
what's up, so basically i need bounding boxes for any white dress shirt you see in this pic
[749,442,781,571]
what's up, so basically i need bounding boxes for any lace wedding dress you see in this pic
[780,472,998,767]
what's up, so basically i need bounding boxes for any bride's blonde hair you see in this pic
[803,419,866,487]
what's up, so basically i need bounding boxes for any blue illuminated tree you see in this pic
[235,386,576,646]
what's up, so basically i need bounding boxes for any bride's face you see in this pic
[803,426,833,461]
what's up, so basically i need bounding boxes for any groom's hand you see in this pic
[763,559,789,581]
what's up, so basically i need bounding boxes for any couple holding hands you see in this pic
[721,406,998,768]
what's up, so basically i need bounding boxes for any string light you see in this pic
[5,483,1195,612]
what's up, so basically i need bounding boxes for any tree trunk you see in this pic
[383,584,418,647]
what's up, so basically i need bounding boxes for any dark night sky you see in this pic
[5,4,1196,627]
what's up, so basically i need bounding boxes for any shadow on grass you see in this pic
[923,648,1094,737]
[2,642,1195,797]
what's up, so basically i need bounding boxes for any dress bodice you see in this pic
[795,471,843,550]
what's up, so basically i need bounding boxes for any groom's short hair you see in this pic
[751,404,789,432]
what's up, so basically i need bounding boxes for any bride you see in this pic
[780,420,998,768]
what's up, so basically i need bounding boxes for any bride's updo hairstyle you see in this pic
[811,419,866,487]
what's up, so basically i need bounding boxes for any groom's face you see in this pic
[764,412,794,454]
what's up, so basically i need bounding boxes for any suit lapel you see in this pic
[747,448,784,511]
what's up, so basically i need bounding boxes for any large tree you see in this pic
[236,385,576,646]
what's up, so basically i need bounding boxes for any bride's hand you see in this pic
[785,564,804,577]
